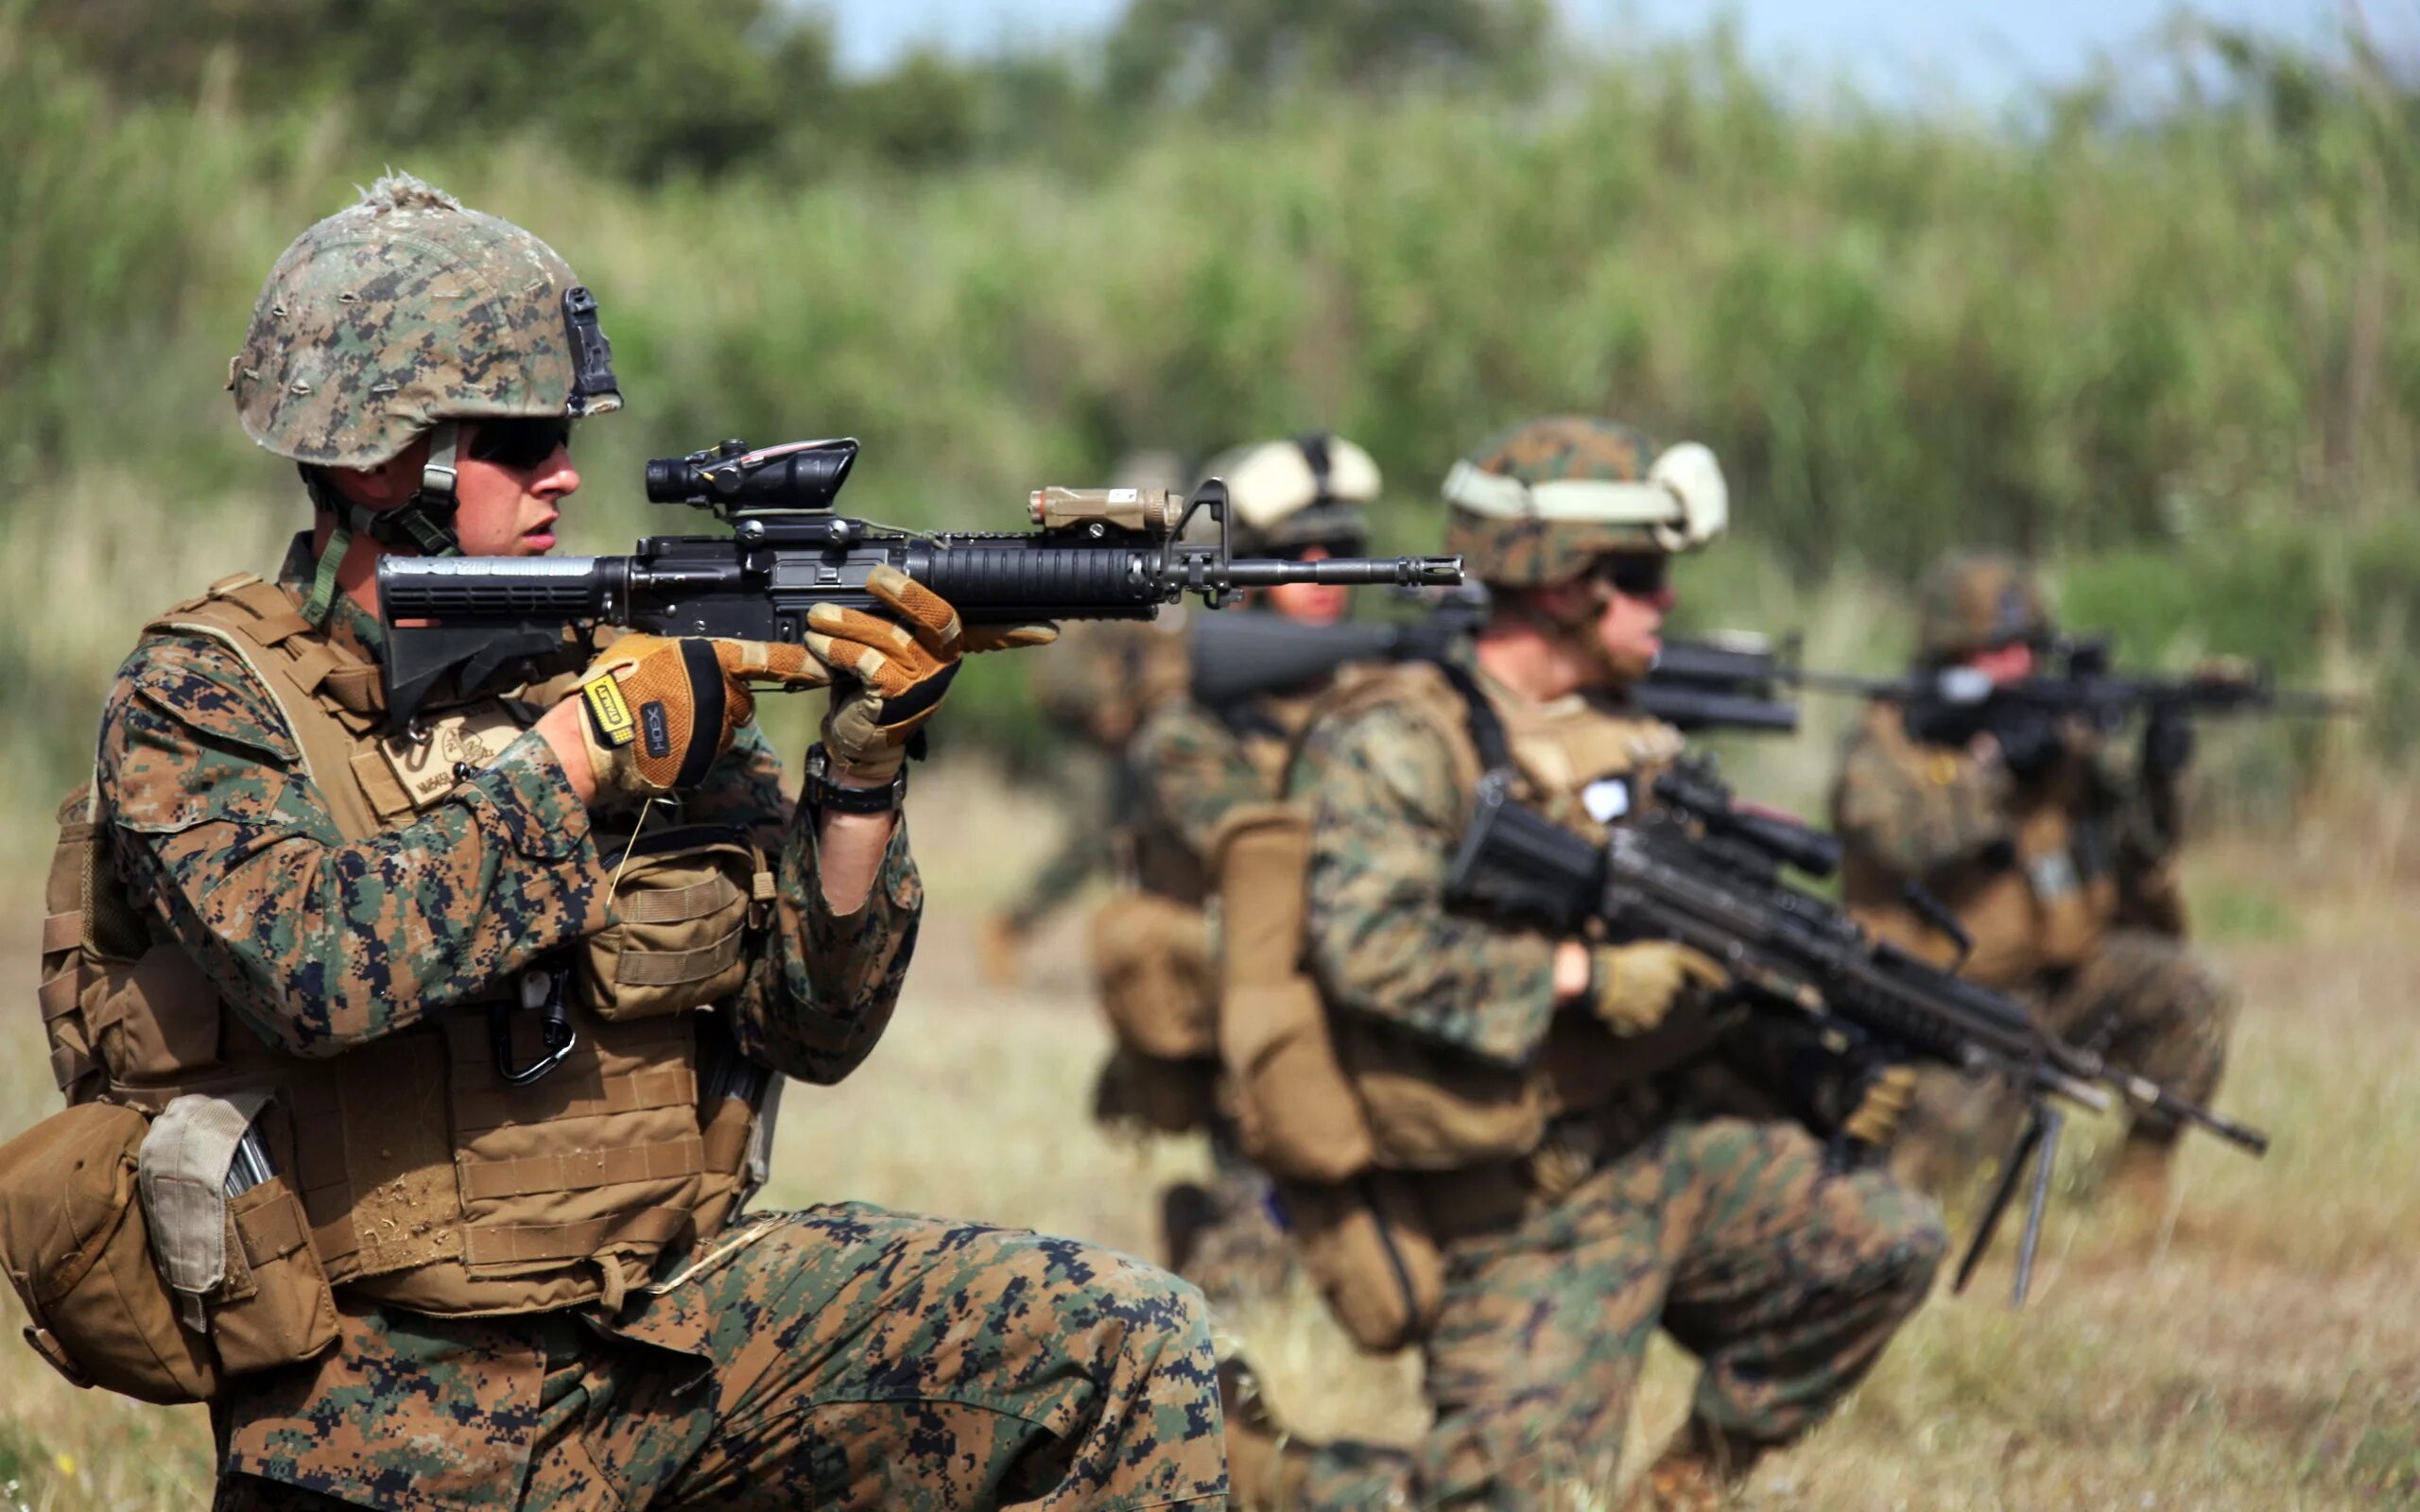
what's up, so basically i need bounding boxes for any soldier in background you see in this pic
[1090,434,1385,1304]
[978,452,1191,988]
[1831,552,2237,1207]
[11,176,1224,1510]
[1221,417,1944,1511]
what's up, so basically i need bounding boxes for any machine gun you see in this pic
[1443,754,2269,1303]
[1787,634,2361,744]
[1188,611,1800,734]
[376,437,1462,730]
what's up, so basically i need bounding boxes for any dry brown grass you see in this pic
[0,765,2413,1509]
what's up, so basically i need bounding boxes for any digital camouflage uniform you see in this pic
[1088,436,1386,1308]
[49,175,1224,1512]
[1227,419,1942,1511]
[1831,701,2237,1186]
[1829,554,2238,1192]
[1273,666,1944,1510]
[1113,692,1311,1304]
[97,543,1224,1512]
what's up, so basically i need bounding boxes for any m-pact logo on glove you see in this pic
[581,672,637,748]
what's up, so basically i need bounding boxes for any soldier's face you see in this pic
[1263,545,1351,627]
[450,420,580,556]
[1591,581,1669,684]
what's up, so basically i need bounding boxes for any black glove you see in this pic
[1987,704,2065,778]
[2141,703,2197,785]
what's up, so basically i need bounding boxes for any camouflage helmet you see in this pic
[231,172,621,470]
[1441,416,1726,589]
[1915,552,2052,664]
[1205,433,1381,554]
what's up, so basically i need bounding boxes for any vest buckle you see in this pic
[493,965,578,1086]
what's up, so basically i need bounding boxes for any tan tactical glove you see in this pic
[804,564,1057,782]
[1842,1063,1921,1148]
[576,634,824,801]
[1589,940,1729,1035]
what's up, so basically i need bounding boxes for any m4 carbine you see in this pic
[377,437,1462,730]
[1787,634,2361,736]
[1443,754,2269,1303]
[1188,610,1800,734]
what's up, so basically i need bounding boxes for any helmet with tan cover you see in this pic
[1441,416,1726,589]
[1207,434,1381,555]
[233,173,622,617]
[1914,552,2051,664]
[233,172,620,469]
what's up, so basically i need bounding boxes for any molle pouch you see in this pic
[138,1092,337,1382]
[585,826,769,1021]
[86,947,225,1089]
[1088,891,1215,1061]
[1336,1019,1545,1171]
[1277,1175,1443,1354]
[40,786,106,1102]
[1212,803,1375,1183]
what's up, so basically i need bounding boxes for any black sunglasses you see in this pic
[1594,553,1670,598]
[467,418,574,472]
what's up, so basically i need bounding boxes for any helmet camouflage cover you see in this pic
[1442,415,1728,589]
[231,173,620,469]
[1207,433,1381,554]
[1915,552,2051,663]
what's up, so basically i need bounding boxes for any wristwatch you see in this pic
[804,743,907,814]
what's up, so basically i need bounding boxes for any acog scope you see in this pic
[644,437,859,511]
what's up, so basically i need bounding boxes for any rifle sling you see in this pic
[1427,658,1514,774]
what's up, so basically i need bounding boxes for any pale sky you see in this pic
[822,0,2351,99]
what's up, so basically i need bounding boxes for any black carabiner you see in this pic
[493,965,578,1086]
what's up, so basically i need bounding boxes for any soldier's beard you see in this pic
[1541,587,1653,688]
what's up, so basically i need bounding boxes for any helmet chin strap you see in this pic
[299,421,464,625]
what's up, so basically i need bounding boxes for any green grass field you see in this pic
[0,765,2412,1510]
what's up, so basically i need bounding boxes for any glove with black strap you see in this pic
[804,565,1057,782]
[576,634,823,802]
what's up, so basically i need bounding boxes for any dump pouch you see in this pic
[1211,802,1374,1182]
[1088,890,1216,1061]
[1276,1175,1444,1353]
[0,1102,214,1402]
[584,825,768,1022]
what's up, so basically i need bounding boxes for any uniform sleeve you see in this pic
[1131,700,1268,864]
[1292,703,1558,1070]
[96,635,612,1057]
[690,724,925,1085]
[1830,706,2015,883]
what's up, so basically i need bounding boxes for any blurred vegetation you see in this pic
[2,0,2411,833]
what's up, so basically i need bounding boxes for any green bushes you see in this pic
[2,10,2410,834]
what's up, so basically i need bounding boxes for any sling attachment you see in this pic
[493,962,578,1086]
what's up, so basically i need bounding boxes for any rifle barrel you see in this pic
[1217,556,1464,588]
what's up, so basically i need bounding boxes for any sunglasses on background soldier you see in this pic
[1593,552,1670,599]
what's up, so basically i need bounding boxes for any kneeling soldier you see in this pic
[9,176,1223,1512]
[1220,417,1944,1510]
[1830,552,2238,1206]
